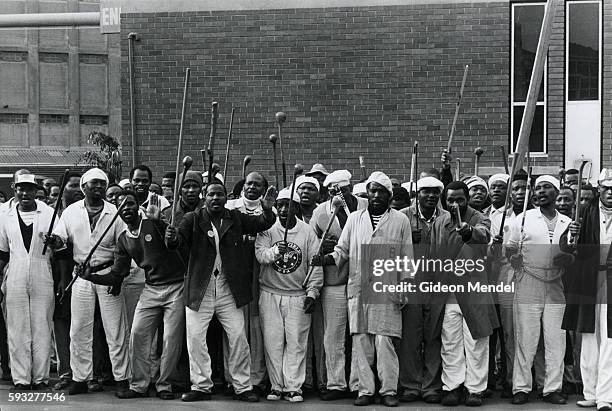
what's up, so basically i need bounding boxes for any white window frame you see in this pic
[510,2,548,157]
[565,0,602,104]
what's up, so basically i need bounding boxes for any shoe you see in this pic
[423,392,441,403]
[157,390,175,400]
[442,389,462,406]
[31,383,49,391]
[465,392,483,407]
[598,402,612,411]
[512,391,529,405]
[399,390,420,402]
[234,390,259,402]
[115,379,129,396]
[53,380,71,391]
[320,389,346,401]
[12,383,31,390]
[181,390,211,402]
[87,380,103,392]
[577,399,597,408]
[284,391,304,402]
[354,395,374,406]
[266,390,282,401]
[252,385,266,397]
[116,389,147,399]
[501,386,512,399]
[543,392,567,404]
[67,381,88,395]
[224,384,234,397]
[483,388,494,398]
[381,395,399,407]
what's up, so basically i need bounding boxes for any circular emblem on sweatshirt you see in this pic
[273,241,302,275]
[144,234,153,242]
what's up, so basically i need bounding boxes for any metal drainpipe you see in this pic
[128,32,138,167]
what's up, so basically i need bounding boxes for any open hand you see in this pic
[261,186,278,210]
[146,193,161,221]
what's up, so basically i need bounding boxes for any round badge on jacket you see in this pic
[272,241,302,275]
[144,234,152,242]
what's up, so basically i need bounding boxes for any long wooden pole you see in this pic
[499,0,556,235]
[222,107,235,180]
[170,68,190,225]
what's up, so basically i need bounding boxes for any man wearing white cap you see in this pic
[295,175,320,224]
[507,175,572,405]
[255,187,323,402]
[293,174,325,393]
[49,167,131,396]
[465,176,489,212]
[310,170,368,400]
[312,171,414,407]
[305,164,330,203]
[0,173,54,389]
[398,176,447,403]
[563,168,612,410]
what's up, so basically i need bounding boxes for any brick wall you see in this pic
[121,2,569,186]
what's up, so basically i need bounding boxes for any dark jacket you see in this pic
[561,199,612,337]
[172,206,275,311]
[429,206,499,339]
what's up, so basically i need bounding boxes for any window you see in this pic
[511,3,547,154]
[567,1,600,101]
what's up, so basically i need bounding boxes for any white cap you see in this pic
[119,178,131,188]
[277,187,300,202]
[417,176,444,191]
[488,173,510,186]
[81,168,109,193]
[324,170,351,188]
[352,182,367,196]
[14,173,38,187]
[598,169,612,188]
[295,175,320,191]
[305,163,329,176]
[535,175,560,191]
[366,171,393,195]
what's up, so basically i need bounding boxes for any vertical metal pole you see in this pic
[128,32,138,166]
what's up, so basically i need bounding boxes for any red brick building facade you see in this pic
[119,0,607,186]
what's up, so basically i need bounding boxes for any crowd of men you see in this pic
[0,149,610,410]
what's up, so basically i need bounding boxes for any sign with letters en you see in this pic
[100,0,121,34]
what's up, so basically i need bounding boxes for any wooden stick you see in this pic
[59,197,128,303]
[207,102,219,184]
[222,107,235,180]
[446,64,469,154]
[170,68,190,226]
[42,168,69,255]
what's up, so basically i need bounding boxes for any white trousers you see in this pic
[441,303,489,394]
[185,276,252,394]
[322,285,357,391]
[6,268,54,385]
[259,290,311,393]
[581,304,612,404]
[70,276,130,382]
[353,333,398,396]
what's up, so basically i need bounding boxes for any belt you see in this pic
[76,260,114,273]
[598,264,609,271]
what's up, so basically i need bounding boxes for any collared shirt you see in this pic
[53,199,126,267]
[507,207,571,279]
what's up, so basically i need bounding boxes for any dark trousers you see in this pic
[53,297,72,380]
[92,299,112,382]
[398,303,444,396]
[0,305,9,377]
